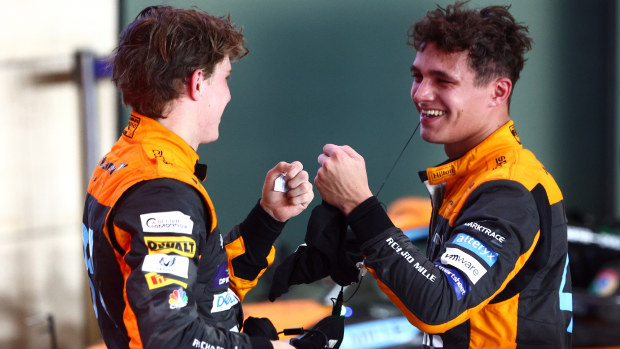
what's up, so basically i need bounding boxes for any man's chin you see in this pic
[419,130,443,144]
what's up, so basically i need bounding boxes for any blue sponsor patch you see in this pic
[452,233,498,266]
[435,262,471,300]
[213,262,229,288]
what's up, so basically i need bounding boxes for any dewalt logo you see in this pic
[144,236,196,258]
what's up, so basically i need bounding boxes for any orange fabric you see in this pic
[386,196,432,230]
[225,235,276,301]
[469,295,518,348]
[426,121,563,227]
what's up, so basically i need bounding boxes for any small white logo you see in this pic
[441,247,487,284]
[142,254,189,278]
[211,289,239,313]
[140,211,194,235]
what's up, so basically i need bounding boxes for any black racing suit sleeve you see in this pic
[348,180,539,333]
[111,179,259,349]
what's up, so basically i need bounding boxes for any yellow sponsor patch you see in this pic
[428,164,456,184]
[144,236,196,258]
[145,272,188,290]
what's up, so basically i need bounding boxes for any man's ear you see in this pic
[188,69,204,101]
[489,77,512,107]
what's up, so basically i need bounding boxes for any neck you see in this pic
[158,98,200,150]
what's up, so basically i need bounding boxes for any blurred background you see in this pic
[1,0,618,348]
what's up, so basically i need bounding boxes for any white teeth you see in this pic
[421,109,445,117]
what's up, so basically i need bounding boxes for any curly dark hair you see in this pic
[112,6,248,118]
[408,1,533,87]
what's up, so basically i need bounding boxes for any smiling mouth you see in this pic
[421,109,446,118]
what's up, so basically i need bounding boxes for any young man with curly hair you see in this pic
[82,6,312,349]
[315,2,572,348]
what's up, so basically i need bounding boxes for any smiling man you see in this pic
[315,2,572,348]
[82,6,313,349]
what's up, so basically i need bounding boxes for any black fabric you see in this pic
[232,200,286,280]
[491,183,551,303]
[268,202,361,301]
[289,315,345,349]
[243,317,279,340]
[194,161,208,181]
[347,196,395,245]
[249,336,274,349]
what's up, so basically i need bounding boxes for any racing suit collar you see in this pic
[125,111,205,181]
[424,120,522,185]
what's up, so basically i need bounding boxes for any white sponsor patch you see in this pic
[440,247,487,284]
[140,211,194,235]
[142,254,189,278]
[211,289,239,313]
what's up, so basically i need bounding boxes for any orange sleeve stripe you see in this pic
[225,236,276,302]
[367,231,540,334]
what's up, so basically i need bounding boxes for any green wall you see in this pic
[119,0,617,248]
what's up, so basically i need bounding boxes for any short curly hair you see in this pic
[112,6,248,118]
[408,1,532,87]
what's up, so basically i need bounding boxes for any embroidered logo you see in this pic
[452,233,498,266]
[123,115,140,138]
[441,247,487,284]
[142,254,189,278]
[509,124,521,144]
[428,164,456,184]
[145,272,188,290]
[169,288,188,309]
[144,236,196,258]
[140,211,194,235]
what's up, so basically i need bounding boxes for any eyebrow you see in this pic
[410,64,457,81]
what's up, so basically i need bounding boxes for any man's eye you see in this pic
[412,74,422,82]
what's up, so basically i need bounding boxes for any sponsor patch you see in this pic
[452,233,498,266]
[144,236,196,258]
[142,254,189,278]
[123,115,140,138]
[213,263,230,288]
[509,124,521,144]
[98,156,127,176]
[169,288,188,309]
[428,164,456,184]
[463,221,506,247]
[145,272,188,290]
[435,263,471,300]
[441,247,487,284]
[140,211,194,235]
[211,289,239,313]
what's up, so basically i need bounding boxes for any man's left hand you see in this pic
[261,161,314,222]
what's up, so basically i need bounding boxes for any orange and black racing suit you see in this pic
[82,112,280,348]
[348,121,572,348]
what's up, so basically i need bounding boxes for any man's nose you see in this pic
[412,80,433,104]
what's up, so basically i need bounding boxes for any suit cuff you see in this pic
[346,196,395,244]
[239,200,286,247]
